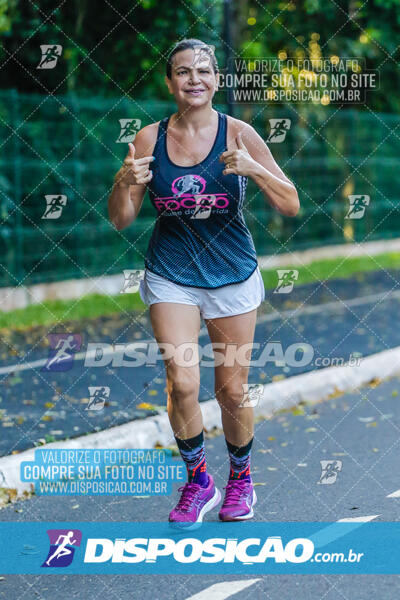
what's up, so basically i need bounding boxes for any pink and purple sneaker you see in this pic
[218,479,257,521]
[169,474,221,529]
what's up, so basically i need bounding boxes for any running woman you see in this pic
[108,39,299,527]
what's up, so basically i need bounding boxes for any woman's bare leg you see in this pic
[149,302,202,439]
[204,309,257,446]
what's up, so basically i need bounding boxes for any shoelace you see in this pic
[222,480,250,506]
[176,482,202,512]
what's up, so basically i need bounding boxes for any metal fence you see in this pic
[1,88,400,288]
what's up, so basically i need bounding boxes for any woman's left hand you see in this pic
[219,132,258,177]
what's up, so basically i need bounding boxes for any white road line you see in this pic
[337,515,380,522]
[310,515,380,549]
[387,489,400,498]
[2,287,400,376]
[184,579,261,600]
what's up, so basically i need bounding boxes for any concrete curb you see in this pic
[1,345,400,496]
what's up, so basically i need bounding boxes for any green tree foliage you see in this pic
[242,0,400,112]
[1,0,399,111]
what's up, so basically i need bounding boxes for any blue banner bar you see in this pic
[0,521,399,574]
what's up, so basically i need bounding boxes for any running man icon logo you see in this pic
[42,333,82,372]
[189,45,215,69]
[274,269,299,294]
[42,195,67,219]
[267,119,291,143]
[239,383,264,408]
[37,45,62,69]
[116,119,142,143]
[86,386,110,410]
[42,529,82,567]
[345,195,370,219]
[120,270,144,293]
[190,196,213,219]
[318,460,343,484]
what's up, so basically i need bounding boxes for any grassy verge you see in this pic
[2,251,400,331]
[260,251,400,290]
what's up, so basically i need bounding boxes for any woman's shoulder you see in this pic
[225,114,255,135]
[224,114,256,149]
[133,121,161,157]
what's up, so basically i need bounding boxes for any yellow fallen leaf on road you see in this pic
[305,427,318,433]
[366,421,377,427]
[137,402,156,410]
[368,378,382,388]
[272,374,285,382]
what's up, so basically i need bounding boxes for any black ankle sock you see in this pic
[175,431,209,487]
[225,437,253,481]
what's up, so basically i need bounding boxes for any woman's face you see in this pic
[165,48,218,108]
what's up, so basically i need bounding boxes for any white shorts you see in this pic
[139,267,265,319]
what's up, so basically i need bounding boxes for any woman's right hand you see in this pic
[114,143,155,187]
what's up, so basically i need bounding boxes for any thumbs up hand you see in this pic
[114,142,155,187]
[219,132,256,177]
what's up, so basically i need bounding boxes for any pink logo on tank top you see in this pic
[171,175,206,196]
[154,174,229,214]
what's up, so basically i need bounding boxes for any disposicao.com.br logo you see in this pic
[83,536,315,564]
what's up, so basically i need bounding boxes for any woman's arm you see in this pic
[108,123,158,231]
[221,118,300,217]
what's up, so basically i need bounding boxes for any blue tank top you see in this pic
[145,110,258,288]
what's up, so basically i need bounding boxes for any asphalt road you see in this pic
[0,375,400,598]
[1,268,400,456]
